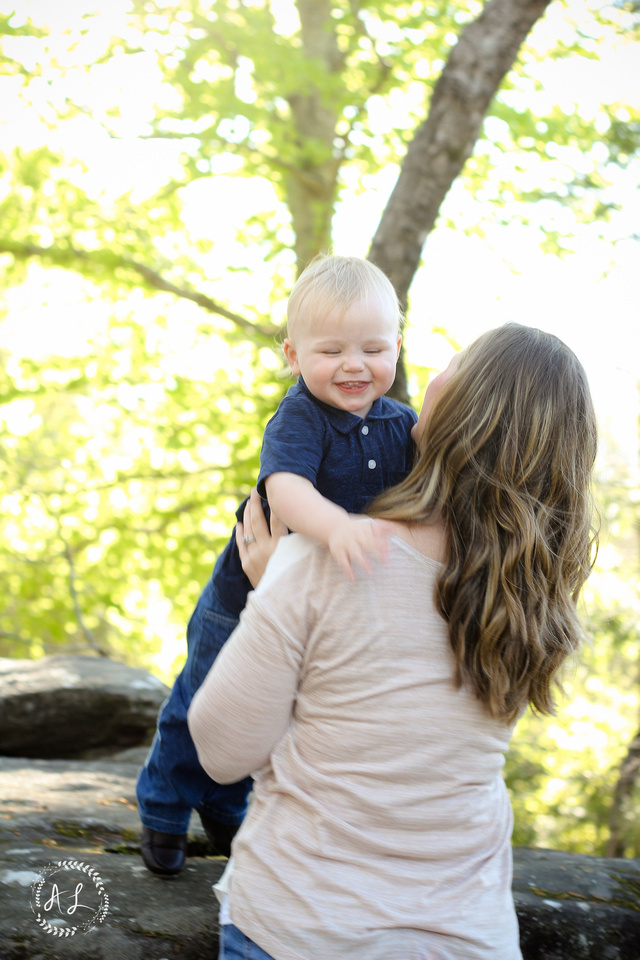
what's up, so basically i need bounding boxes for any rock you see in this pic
[0,748,153,840]
[513,846,640,959]
[0,749,225,960]
[0,846,225,960]
[0,656,170,758]
[0,751,639,959]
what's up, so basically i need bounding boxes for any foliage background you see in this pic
[1,0,639,858]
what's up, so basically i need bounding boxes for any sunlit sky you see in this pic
[1,0,639,471]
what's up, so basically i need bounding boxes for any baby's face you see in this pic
[283,298,401,418]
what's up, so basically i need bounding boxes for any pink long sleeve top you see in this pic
[189,534,522,960]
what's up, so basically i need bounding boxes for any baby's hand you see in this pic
[328,516,391,580]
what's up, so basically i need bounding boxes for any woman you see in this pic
[188,323,598,960]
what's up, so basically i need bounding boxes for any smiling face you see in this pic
[283,296,402,419]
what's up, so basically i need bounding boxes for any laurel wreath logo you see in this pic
[30,859,109,937]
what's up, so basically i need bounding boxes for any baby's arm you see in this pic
[265,472,389,580]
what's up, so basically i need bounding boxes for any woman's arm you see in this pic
[187,550,307,783]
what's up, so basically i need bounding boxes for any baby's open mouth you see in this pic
[337,381,369,390]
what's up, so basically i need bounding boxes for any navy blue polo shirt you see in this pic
[213,377,417,616]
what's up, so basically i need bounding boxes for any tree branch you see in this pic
[0,240,280,341]
[369,0,553,405]
[22,462,259,500]
[0,631,35,644]
[368,0,553,309]
[60,534,108,657]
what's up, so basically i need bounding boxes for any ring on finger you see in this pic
[242,535,256,545]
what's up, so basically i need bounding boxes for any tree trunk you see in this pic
[285,0,344,271]
[369,0,553,402]
[606,384,640,857]
[606,726,640,857]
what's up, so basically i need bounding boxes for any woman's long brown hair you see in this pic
[370,323,599,723]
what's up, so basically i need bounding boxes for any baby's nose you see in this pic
[342,352,365,370]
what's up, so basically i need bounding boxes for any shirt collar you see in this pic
[297,376,406,434]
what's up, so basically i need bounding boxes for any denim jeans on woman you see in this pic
[219,924,276,960]
[136,568,252,834]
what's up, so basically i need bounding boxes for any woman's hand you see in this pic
[236,488,288,588]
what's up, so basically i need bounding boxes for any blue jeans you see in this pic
[136,571,253,834]
[218,924,276,960]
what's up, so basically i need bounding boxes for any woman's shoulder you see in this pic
[256,534,325,594]
[385,520,448,567]
[255,526,445,602]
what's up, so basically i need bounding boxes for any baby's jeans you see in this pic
[136,573,252,834]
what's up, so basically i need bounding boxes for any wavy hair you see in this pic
[370,323,599,723]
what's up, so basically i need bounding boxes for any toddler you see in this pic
[137,254,418,876]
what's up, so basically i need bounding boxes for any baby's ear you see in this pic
[395,334,402,360]
[283,338,301,375]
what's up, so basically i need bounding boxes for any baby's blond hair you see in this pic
[287,254,402,339]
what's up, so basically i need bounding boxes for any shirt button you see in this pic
[361,425,369,435]
[368,459,376,470]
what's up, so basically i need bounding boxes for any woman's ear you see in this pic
[283,339,301,376]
